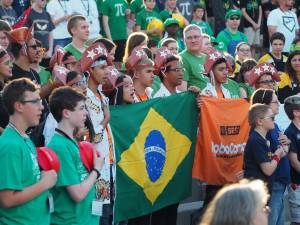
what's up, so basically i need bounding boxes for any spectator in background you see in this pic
[70,0,100,39]
[211,0,233,35]
[0,20,11,50]
[241,0,262,57]
[12,0,30,17]
[161,18,185,52]
[216,9,248,57]
[101,0,130,63]
[0,0,17,26]
[191,4,213,37]
[160,38,178,54]
[233,42,252,77]
[200,179,269,225]
[180,24,208,90]
[64,15,89,60]
[25,0,55,60]
[160,0,180,22]
[258,32,287,74]
[267,0,299,53]
[46,0,73,49]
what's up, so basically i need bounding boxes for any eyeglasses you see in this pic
[186,35,201,41]
[257,80,275,85]
[28,45,39,50]
[21,98,43,105]
[72,79,87,89]
[168,67,185,72]
[229,16,240,20]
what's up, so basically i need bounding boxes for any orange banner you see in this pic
[192,97,250,185]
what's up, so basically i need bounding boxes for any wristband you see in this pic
[271,155,280,164]
[92,168,101,179]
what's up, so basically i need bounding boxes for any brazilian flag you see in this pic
[110,92,198,222]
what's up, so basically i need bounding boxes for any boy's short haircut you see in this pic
[49,86,86,122]
[183,24,202,39]
[0,19,11,32]
[2,78,38,115]
[270,32,285,44]
[67,15,87,36]
[284,95,300,120]
[248,103,270,128]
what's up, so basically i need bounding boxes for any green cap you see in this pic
[164,18,179,28]
[290,44,300,52]
[225,9,242,20]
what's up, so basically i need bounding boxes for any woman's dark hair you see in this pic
[235,59,257,83]
[158,55,180,82]
[212,58,227,72]
[66,71,80,83]
[292,36,300,45]
[142,47,153,60]
[286,50,300,83]
[107,75,127,105]
[250,88,274,105]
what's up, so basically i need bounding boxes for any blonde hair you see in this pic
[200,179,269,225]
[248,103,270,128]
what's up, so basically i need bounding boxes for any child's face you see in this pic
[68,100,87,129]
[269,93,280,115]
[261,108,275,131]
[136,66,155,87]
[213,62,228,84]
[144,0,156,10]
[194,8,205,19]
[166,0,177,9]
[91,64,108,85]
[271,39,284,54]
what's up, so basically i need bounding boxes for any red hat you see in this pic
[36,147,60,173]
[204,50,228,75]
[125,47,152,72]
[79,42,108,73]
[78,141,100,172]
[52,65,70,85]
[248,63,280,86]
[6,26,33,45]
[154,47,173,73]
[102,66,120,94]
[49,47,66,68]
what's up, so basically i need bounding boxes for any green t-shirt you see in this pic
[39,66,51,85]
[216,28,248,54]
[136,8,162,31]
[64,43,84,61]
[222,79,241,98]
[159,10,171,22]
[179,49,209,90]
[101,0,129,40]
[239,82,254,99]
[0,127,50,225]
[48,133,99,225]
[130,0,159,15]
[191,20,214,37]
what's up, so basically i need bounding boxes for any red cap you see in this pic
[49,47,66,68]
[78,141,100,172]
[36,147,60,173]
[102,66,120,94]
[204,50,228,75]
[154,47,173,73]
[6,26,33,45]
[79,42,108,73]
[248,63,280,86]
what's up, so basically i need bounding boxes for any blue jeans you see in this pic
[268,181,287,225]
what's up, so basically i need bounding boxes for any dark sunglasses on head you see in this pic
[229,16,240,20]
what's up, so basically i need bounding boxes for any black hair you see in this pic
[270,32,285,44]
[286,50,300,83]
[9,42,22,59]
[107,75,127,105]
[250,88,274,105]
[2,78,38,115]
[235,59,257,83]
[284,101,300,120]
[158,55,180,81]
[49,86,86,122]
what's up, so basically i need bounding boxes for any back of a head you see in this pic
[200,179,268,225]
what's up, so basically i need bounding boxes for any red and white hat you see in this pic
[52,65,70,85]
[154,47,173,73]
[79,42,108,73]
[49,47,66,69]
[102,66,121,94]
[36,147,60,173]
[204,50,229,75]
[125,47,153,72]
[78,141,100,172]
[6,26,33,46]
[248,62,280,86]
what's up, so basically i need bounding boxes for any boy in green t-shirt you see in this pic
[64,15,89,60]
[191,4,214,37]
[47,87,104,225]
[0,78,57,225]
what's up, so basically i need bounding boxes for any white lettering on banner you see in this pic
[211,142,246,155]
[179,2,191,16]
[115,3,125,16]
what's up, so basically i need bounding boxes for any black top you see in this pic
[285,122,300,185]
[12,63,41,84]
[240,0,262,28]
[244,130,272,186]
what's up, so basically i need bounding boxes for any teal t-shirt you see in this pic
[179,49,209,90]
[101,0,129,40]
[0,127,50,225]
[191,20,214,36]
[48,133,99,225]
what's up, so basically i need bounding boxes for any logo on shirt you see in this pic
[114,3,125,16]
[282,16,296,33]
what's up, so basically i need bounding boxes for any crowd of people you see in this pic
[0,0,299,224]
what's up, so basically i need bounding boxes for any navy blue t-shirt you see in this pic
[266,123,291,185]
[244,130,272,185]
[285,122,300,185]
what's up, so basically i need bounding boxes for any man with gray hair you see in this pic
[179,24,209,90]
